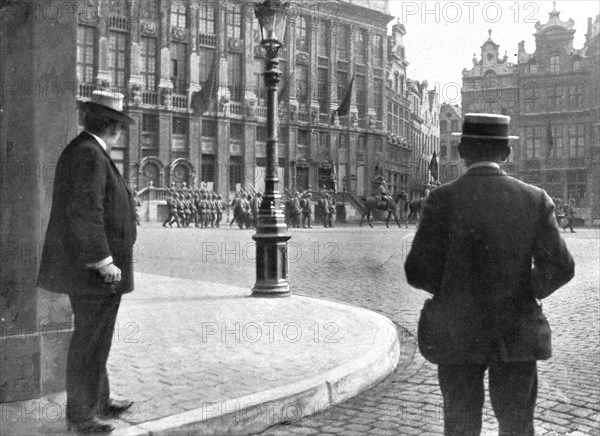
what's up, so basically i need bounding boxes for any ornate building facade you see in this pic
[439,103,465,183]
[74,0,399,198]
[462,6,600,224]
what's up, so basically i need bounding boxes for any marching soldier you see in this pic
[199,194,209,228]
[319,194,330,228]
[176,193,186,227]
[163,191,179,227]
[327,194,336,228]
[215,195,224,227]
[301,193,313,229]
[291,192,302,228]
[183,194,192,227]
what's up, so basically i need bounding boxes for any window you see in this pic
[450,120,459,132]
[170,2,186,28]
[201,154,215,183]
[569,124,585,157]
[141,114,158,149]
[338,133,349,149]
[317,21,329,57]
[229,157,243,191]
[337,25,349,61]
[549,54,560,74]
[549,124,563,158]
[296,64,309,105]
[355,29,367,65]
[440,120,447,133]
[141,37,157,91]
[226,3,242,40]
[356,74,366,117]
[254,58,266,102]
[296,16,309,52]
[108,31,127,89]
[525,126,542,158]
[374,78,384,120]
[257,126,268,142]
[228,52,243,102]
[172,117,188,135]
[231,123,244,141]
[198,3,216,35]
[77,26,96,83]
[529,63,537,74]
[336,71,347,104]
[198,47,215,84]
[568,85,585,109]
[170,43,187,94]
[573,59,581,71]
[202,121,217,137]
[318,67,329,114]
[373,34,383,66]
[547,85,561,111]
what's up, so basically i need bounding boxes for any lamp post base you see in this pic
[251,234,291,297]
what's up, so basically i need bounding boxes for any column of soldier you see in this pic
[162,188,227,229]
[284,187,337,229]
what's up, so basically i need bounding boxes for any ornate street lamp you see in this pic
[252,0,291,297]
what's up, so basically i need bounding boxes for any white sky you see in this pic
[387,0,600,104]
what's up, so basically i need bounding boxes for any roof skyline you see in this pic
[388,1,599,104]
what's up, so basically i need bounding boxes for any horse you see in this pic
[359,191,408,228]
[406,198,425,226]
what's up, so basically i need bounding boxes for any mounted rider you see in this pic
[376,177,393,207]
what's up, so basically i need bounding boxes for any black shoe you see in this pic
[67,418,114,433]
[571,230,576,233]
[99,398,134,418]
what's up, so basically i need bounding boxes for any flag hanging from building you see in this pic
[192,57,219,115]
[331,71,355,123]
[428,151,438,182]
[545,122,554,161]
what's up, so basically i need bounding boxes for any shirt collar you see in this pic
[86,131,107,151]
[469,161,500,170]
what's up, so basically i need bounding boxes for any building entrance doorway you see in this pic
[296,167,309,192]
[318,168,334,191]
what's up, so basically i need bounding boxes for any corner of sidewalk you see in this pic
[0,273,416,436]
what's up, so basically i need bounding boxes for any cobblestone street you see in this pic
[135,223,599,436]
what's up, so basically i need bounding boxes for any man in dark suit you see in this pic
[38,91,137,433]
[405,114,575,436]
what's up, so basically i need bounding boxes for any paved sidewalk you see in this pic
[1,273,407,435]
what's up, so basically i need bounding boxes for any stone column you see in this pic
[0,0,76,402]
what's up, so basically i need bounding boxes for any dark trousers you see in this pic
[66,294,121,422]
[438,362,537,436]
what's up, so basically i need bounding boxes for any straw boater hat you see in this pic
[77,90,135,125]
[452,113,518,141]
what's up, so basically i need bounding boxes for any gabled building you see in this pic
[462,5,599,224]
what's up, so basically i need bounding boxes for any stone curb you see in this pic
[112,299,401,436]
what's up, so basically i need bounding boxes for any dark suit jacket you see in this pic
[38,132,137,296]
[405,166,574,364]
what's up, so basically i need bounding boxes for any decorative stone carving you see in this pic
[219,95,229,113]
[141,20,157,36]
[310,106,319,124]
[161,87,173,107]
[245,98,257,118]
[332,111,339,126]
[289,103,298,121]
[350,112,358,127]
[368,114,377,130]
[228,38,242,52]
[296,52,309,64]
[129,83,142,105]
[254,45,265,57]
[171,27,186,41]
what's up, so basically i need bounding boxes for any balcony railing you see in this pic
[108,15,129,31]
[78,83,95,99]
[198,33,216,47]
[141,90,159,105]
[229,101,243,115]
[256,105,268,118]
[172,94,188,109]
[297,111,309,122]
